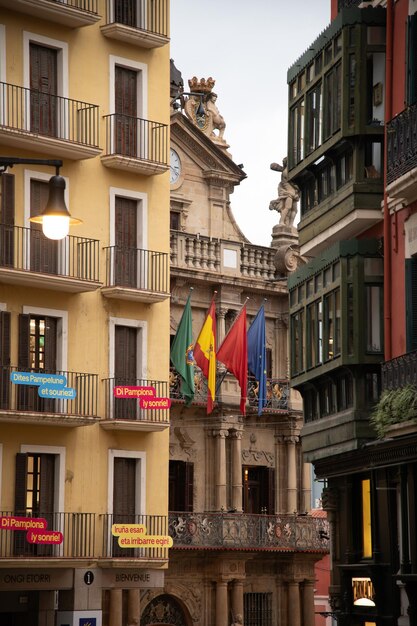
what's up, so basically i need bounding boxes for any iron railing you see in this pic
[169,512,329,552]
[45,0,99,13]
[1,366,98,417]
[0,81,99,148]
[104,246,169,294]
[0,224,100,283]
[387,102,417,184]
[382,350,417,390]
[338,0,363,7]
[0,511,96,558]
[101,513,169,560]
[103,114,168,165]
[248,377,290,412]
[169,367,208,405]
[104,0,168,37]
[103,377,169,423]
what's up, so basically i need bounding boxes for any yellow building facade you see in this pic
[0,2,171,625]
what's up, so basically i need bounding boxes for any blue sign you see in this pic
[79,619,96,626]
[10,371,67,387]
[38,384,77,399]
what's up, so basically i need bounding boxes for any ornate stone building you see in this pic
[140,70,328,626]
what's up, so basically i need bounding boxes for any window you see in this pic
[108,449,146,557]
[407,14,417,105]
[306,82,322,154]
[348,54,356,128]
[364,141,382,179]
[291,310,304,376]
[300,176,316,215]
[242,466,274,514]
[336,371,353,411]
[244,593,272,626]
[319,379,334,417]
[366,285,383,352]
[0,173,14,268]
[0,309,10,409]
[169,461,193,512]
[323,63,341,139]
[109,56,147,158]
[324,289,341,360]
[406,256,417,352]
[170,211,180,230]
[307,300,322,369]
[304,387,318,423]
[289,98,304,167]
[336,149,353,189]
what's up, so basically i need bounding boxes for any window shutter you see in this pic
[39,454,55,514]
[14,453,28,514]
[113,457,136,517]
[44,316,57,372]
[0,173,15,267]
[0,311,11,409]
[408,14,417,106]
[406,258,417,352]
[115,196,137,287]
[18,314,31,369]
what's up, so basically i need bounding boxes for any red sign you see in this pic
[113,386,156,399]
[26,530,63,544]
[0,516,47,531]
[139,397,171,409]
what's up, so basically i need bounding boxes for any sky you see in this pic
[170,0,331,247]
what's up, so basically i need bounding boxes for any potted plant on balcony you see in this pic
[370,384,417,438]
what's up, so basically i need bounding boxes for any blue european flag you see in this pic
[247,305,267,416]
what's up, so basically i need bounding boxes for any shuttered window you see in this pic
[0,173,15,267]
[169,461,194,512]
[115,66,137,157]
[113,457,136,556]
[407,14,417,106]
[0,311,11,409]
[30,179,58,274]
[114,325,138,419]
[30,43,58,136]
[115,196,137,288]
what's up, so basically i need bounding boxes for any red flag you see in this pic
[217,305,247,415]
[194,299,216,414]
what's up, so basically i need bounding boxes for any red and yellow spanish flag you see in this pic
[194,299,216,414]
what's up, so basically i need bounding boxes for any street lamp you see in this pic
[0,157,82,240]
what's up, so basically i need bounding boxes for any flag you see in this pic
[170,294,195,404]
[194,299,216,414]
[217,305,247,415]
[247,305,267,416]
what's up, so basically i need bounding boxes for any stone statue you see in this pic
[231,614,243,626]
[205,92,226,141]
[269,158,300,227]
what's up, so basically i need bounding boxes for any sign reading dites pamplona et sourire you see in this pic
[113,385,171,409]
[111,523,173,548]
[10,371,77,399]
[0,516,64,545]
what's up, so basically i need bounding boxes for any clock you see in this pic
[170,148,181,185]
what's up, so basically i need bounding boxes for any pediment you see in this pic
[170,112,246,185]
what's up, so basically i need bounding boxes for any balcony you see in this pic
[101,513,169,562]
[169,512,329,553]
[0,0,100,28]
[101,246,169,303]
[101,0,169,48]
[387,102,417,204]
[169,368,290,414]
[0,366,99,426]
[382,350,417,390]
[0,225,100,293]
[0,511,168,563]
[170,231,278,284]
[0,82,100,159]
[101,114,168,175]
[102,378,170,432]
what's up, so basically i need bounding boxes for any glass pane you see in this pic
[366,285,383,352]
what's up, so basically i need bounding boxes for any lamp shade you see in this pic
[29,175,82,240]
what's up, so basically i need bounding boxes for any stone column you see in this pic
[302,462,311,512]
[274,434,285,513]
[216,580,229,626]
[214,429,228,511]
[286,436,298,513]
[109,589,123,626]
[127,589,140,626]
[287,582,301,626]
[302,581,315,626]
[276,580,287,626]
[231,579,244,623]
[230,430,243,512]
[217,307,228,346]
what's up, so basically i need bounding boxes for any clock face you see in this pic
[170,148,181,185]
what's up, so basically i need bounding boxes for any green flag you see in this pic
[170,295,195,404]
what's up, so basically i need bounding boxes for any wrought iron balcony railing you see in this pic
[0,81,99,148]
[0,511,96,558]
[170,368,289,413]
[0,366,98,418]
[382,350,417,390]
[104,0,168,38]
[103,377,169,424]
[103,114,168,165]
[101,513,169,560]
[169,511,329,552]
[338,0,362,7]
[0,224,100,283]
[48,0,98,12]
[387,102,417,184]
[104,246,169,295]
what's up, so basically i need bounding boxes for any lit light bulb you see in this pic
[42,215,70,240]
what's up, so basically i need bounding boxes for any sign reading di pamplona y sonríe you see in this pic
[10,371,77,400]
[113,385,171,410]
[112,524,173,549]
[0,516,63,545]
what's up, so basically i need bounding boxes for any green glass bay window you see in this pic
[288,239,383,382]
